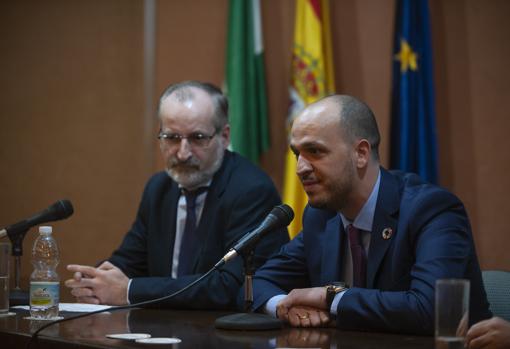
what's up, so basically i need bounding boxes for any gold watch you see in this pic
[325,282,349,308]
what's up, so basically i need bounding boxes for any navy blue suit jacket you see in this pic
[252,169,491,334]
[109,151,289,310]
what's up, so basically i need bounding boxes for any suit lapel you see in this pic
[320,214,344,285]
[187,151,232,273]
[366,168,400,288]
[160,181,180,276]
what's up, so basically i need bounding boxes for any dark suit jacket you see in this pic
[252,168,491,335]
[109,150,289,310]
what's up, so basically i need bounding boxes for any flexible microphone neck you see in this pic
[0,200,74,239]
[216,204,294,268]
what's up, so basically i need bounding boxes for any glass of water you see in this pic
[0,242,10,314]
[435,278,470,349]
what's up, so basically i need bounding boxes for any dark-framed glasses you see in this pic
[157,131,217,148]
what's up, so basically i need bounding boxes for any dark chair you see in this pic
[482,270,510,321]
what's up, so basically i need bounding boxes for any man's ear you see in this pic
[220,124,231,149]
[354,139,371,168]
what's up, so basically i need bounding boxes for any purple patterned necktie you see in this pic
[177,187,208,276]
[348,224,367,288]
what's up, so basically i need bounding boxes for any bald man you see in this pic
[251,94,491,335]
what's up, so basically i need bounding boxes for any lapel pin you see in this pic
[382,227,393,240]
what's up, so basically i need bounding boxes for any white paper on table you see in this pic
[13,303,112,312]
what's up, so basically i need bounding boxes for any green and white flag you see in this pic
[225,0,270,164]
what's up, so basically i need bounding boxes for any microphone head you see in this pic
[49,199,74,220]
[228,204,294,257]
[271,204,294,226]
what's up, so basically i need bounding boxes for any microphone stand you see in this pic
[215,248,282,330]
[8,228,30,305]
[243,250,254,312]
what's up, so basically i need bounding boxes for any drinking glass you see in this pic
[0,242,10,314]
[435,279,470,349]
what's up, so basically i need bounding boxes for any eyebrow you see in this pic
[160,128,213,135]
[290,140,327,153]
[292,140,325,149]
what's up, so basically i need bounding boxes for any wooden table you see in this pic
[0,308,435,348]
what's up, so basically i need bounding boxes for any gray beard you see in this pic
[166,149,224,190]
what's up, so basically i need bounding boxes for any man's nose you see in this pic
[296,155,312,177]
[176,139,192,161]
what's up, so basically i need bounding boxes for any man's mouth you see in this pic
[300,178,320,191]
[171,164,199,172]
[169,158,200,172]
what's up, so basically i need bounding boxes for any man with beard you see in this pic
[65,81,289,309]
[251,94,491,334]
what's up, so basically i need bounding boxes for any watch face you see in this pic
[328,282,349,292]
[326,282,349,307]
[330,285,344,293]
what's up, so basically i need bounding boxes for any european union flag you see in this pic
[390,0,438,184]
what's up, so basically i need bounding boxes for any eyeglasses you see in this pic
[157,131,217,149]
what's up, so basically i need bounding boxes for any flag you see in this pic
[390,0,438,183]
[225,0,270,164]
[283,0,336,238]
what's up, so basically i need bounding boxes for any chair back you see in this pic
[482,270,510,321]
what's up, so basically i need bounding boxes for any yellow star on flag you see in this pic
[394,39,418,73]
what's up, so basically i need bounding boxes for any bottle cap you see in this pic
[39,226,53,234]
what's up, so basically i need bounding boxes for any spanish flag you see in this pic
[283,0,336,239]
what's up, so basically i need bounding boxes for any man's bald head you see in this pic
[157,81,229,132]
[309,95,381,160]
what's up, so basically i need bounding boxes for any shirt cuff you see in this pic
[126,279,132,305]
[330,289,347,315]
[263,294,287,318]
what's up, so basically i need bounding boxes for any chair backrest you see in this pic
[482,270,510,321]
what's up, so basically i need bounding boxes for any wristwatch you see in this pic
[325,282,349,309]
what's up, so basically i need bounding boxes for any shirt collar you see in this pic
[178,180,212,193]
[340,169,381,233]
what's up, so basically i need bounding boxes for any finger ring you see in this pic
[298,314,309,320]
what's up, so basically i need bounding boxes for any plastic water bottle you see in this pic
[30,226,60,319]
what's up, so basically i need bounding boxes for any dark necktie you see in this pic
[348,224,367,288]
[177,187,208,276]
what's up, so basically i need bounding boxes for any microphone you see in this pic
[0,199,74,239]
[217,204,294,267]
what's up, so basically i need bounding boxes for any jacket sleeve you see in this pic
[251,232,310,311]
[108,178,153,278]
[250,205,333,311]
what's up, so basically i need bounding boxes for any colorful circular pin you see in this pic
[382,227,393,240]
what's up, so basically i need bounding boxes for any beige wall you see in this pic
[0,0,148,301]
[430,0,510,268]
[0,0,508,301]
